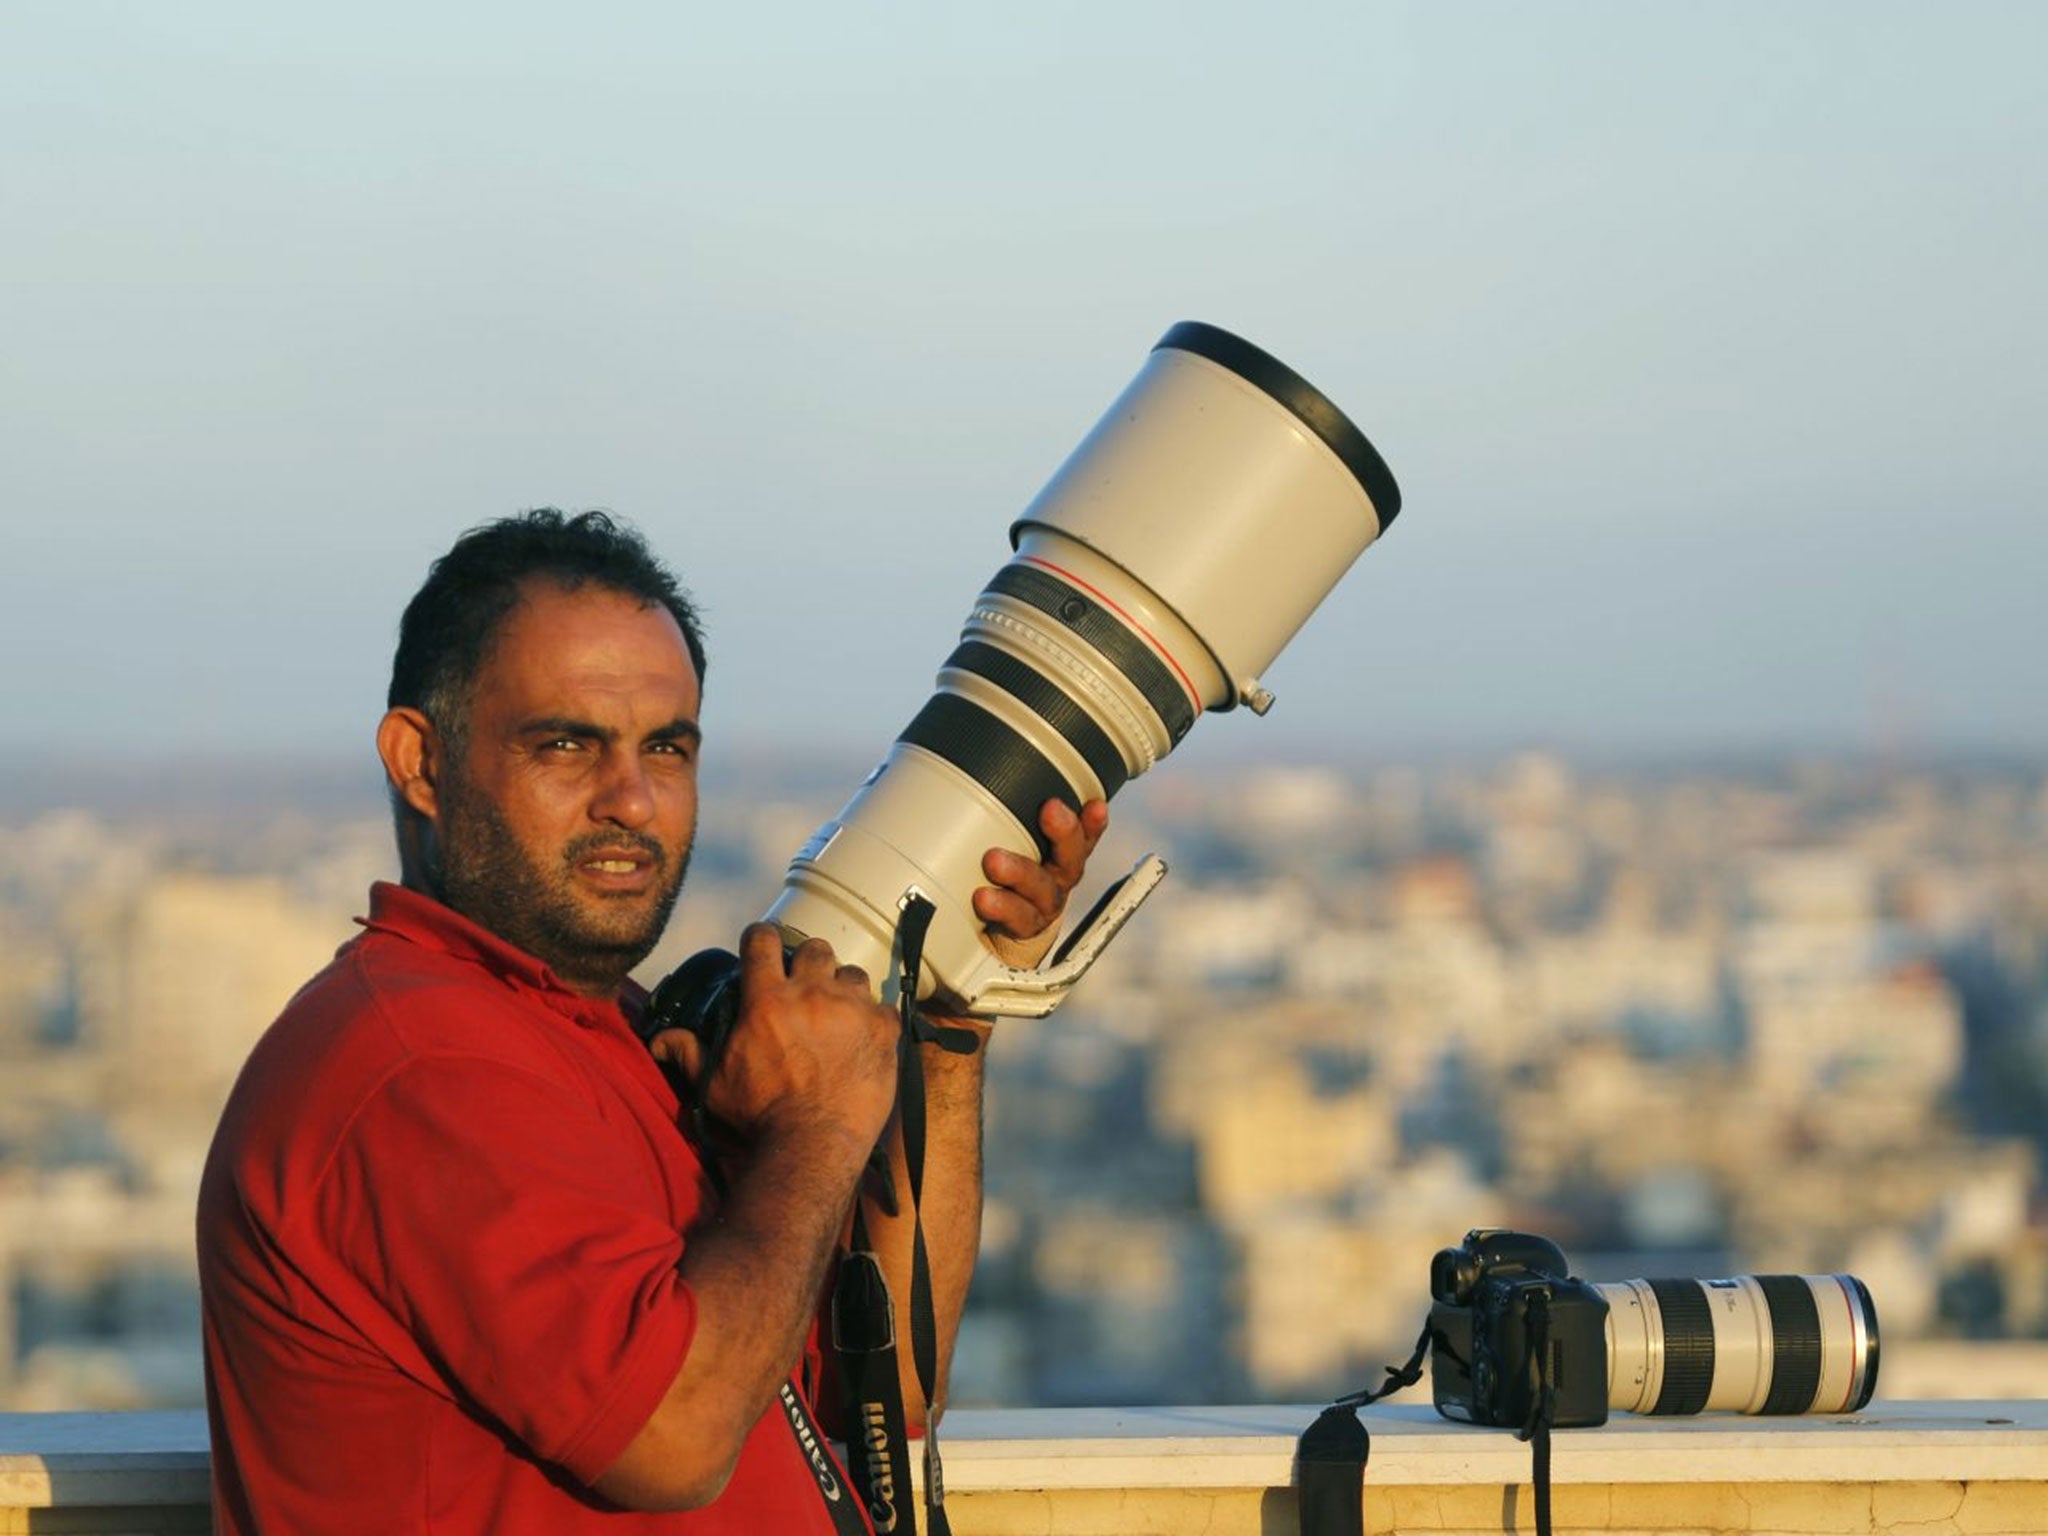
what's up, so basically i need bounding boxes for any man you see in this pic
[197,510,1107,1532]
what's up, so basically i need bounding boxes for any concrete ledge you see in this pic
[0,1412,209,1511]
[933,1403,2048,1535]
[933,1400,2048,1489]
[2,1402,2044,1534]
[949,1481,2048,1536]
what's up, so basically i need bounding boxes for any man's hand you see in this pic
[650,924,899,1157]
[606,928,900,1513]
[972,797,1110,970]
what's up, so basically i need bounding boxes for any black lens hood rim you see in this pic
[1851,1275,1882,1411]
[1155,320,1403,529]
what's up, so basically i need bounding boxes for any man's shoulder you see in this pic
[219,926,588,1153]
[274,922,524,1055]
[202,926,613,1228]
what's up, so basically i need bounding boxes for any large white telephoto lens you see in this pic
[764,321,1402,1017]
[1603,1275,1880,1416]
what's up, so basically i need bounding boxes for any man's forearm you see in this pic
[595,1120,872,1510]
[685,1123,874,1411]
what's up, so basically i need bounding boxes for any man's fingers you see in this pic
[647,1027,705,1082]
[973,798,1111,940]
[1041,797,1107,885]
[711,920,902,1147]
[785,935,842,981]
[979,847,1062,930]
[738,921,789,985]
[1038,799,1083,879]
[973,884,1047,938]
[1078,797,1110,843]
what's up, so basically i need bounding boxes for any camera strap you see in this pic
[833,892,976,1536]
[1294,1320,1431,1536]
[1516,1290,1558,1536]
[1295,1405,1369,1536]
[1297,1311,1559,1536]
[775,1379,874,1536]
[834,1209,915,1534]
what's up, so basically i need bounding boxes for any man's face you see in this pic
[424,580,702,997]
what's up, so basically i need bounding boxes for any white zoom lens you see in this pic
[1602,1274,1880,1416]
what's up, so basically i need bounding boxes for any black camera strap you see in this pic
[775,1379,873,1536]
[1517,1289,1558,1536]
[1294,1320,1431,1536]
[834,1209,914,1534]
[1299,1312,1559,1536]
[834,892,977,1536]
[1295,1405,1368,1536]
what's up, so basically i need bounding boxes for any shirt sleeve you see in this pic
[312,1052,696,1485]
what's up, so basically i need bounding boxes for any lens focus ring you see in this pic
[1758,1276,1824,1415]
[1647,1280,1715,1416]
[897,694,1080,861]
[942,641,1130,802]
[984,564,1198,745]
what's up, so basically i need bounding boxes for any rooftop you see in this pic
[4,1399,2045,1534]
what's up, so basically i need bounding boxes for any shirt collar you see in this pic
[360,881,651,1029]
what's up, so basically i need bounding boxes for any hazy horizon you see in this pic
[6,735,2041,828]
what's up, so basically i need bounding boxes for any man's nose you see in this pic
[590,749,656,828]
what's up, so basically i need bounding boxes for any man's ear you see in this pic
[376,707,442,822]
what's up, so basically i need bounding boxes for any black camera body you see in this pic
[641,946,746,1106]
[1429,1229,1610,1430]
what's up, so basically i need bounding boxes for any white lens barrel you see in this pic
[766,323,1401,1013]
[1600,1274,1881,1417]
[1602,1278,1667,1416]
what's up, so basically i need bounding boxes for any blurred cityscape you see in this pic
[2,749,2045,1412]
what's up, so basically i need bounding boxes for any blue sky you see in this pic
[5,2,2043,769]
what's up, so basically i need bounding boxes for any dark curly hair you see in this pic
[388,509,707,748]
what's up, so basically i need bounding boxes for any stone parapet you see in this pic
[3,1400,2044,1534]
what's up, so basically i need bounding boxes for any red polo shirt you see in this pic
[198,882,867,1535]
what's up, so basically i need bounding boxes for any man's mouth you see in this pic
[569,839,666,891]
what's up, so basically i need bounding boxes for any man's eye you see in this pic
[540,737,585,753]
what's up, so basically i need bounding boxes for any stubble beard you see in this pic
[426,776,691,996]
